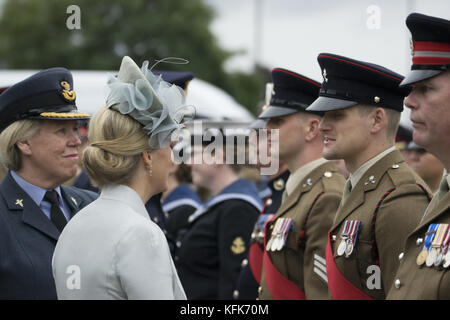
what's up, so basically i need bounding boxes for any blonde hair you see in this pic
[0,119,41,171]
[82,107,151,188]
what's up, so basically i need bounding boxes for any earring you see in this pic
[146,163,153,176]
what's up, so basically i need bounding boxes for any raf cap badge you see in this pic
[60,81,76,102]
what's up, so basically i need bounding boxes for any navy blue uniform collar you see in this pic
[162,184,202,212]
[188,178,263,223]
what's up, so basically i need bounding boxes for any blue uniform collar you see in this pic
[162,184,202,212]
[188,178,263,223]
[11,170,64,207]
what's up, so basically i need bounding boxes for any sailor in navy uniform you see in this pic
[174,127,262,299]
[0,68,97,299]
[162,164,202,255]
[234,168,289,299]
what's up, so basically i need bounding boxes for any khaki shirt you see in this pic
[259,160,345,299]
[328,150,431,299]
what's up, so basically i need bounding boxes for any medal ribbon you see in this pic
[433,224,449,252]
[432,224,447,249]
[349,220,361,245]
[441,224,450,254]
[282,218,294,243]
[341,220,351,239]
[422,223,439,253]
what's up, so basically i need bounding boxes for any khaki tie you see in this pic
[341,179,352,205]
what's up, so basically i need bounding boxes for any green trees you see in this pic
[0,0,269,115]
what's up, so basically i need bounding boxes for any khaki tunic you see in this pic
[387,184,450,299]
[259,161,345,299]
[328,150,431,299]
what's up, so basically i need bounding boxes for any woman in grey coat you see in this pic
[52,56,190,300]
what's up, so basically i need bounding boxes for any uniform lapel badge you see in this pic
[60,81,76,102]
[364,175,376,186]
[416,223,438,266]
[231,237,246,255]
[337,220,361,258]
[15,199,24,207]
[71,196,78,206]
[302,178,312,188]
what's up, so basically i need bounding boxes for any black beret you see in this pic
[0,67,90,133]
[152,71,194,90]
[307,53,410,112]
[401,13,450,86]
[258,68,321,119]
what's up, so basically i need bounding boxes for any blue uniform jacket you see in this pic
[0,171,97,299]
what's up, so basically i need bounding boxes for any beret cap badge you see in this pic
[60,81,76,102]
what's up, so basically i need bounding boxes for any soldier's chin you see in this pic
[322,147,340,161]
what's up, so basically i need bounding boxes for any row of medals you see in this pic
[251,213,274,245]
[337,220,361,258]
[416,223,450,269]
[266,218,294,252]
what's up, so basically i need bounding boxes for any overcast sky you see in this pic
[205,0,450,126]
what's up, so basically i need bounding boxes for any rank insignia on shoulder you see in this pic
[231,237,246,255]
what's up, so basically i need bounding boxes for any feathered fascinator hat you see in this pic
[106,56,194,149]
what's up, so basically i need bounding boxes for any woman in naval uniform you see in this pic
[52,56,190,300]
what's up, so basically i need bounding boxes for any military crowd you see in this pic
[0,12,449,300]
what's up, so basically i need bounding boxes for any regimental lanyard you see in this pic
[337,220,361,258]
[416,223,438,266]
[266,218,294,252]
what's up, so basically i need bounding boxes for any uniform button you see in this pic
[416,238,424,246]
[241,259,248,267]
[332,235,337,241]
[233,290,239,299]
[176,241,182,247]
[266,198,273,206]
[399,252,404,260]
[394,279,401,289]
[258,286,262,294]
[174,256,179,261]
[392,164,399,169]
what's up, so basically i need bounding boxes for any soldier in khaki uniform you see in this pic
[307,53,432,300]
[258,68,345,300]
[387,13,450,300]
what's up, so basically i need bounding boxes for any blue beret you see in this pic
[0,67,90,133]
